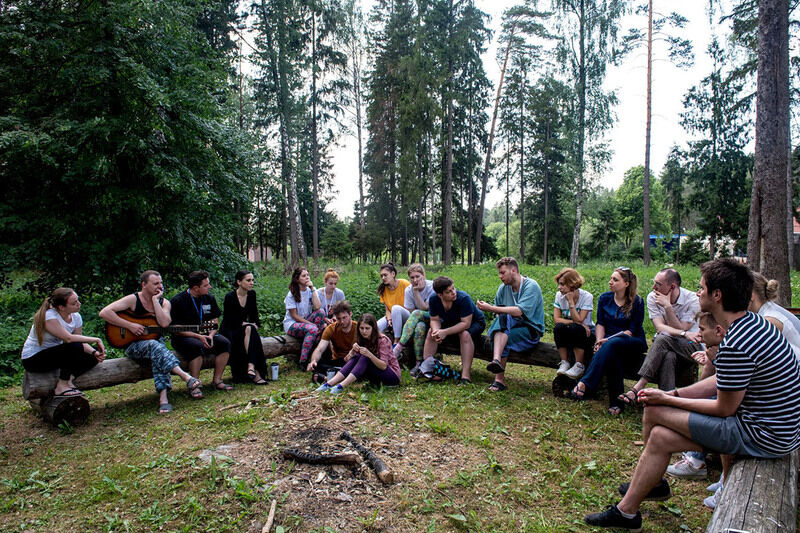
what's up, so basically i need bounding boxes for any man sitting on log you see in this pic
[418,276,485,384]
[584,258,800,531]
[306,300,357,380]
[170,270,234,395]
[99,270,202,413]
[477,257,544,392]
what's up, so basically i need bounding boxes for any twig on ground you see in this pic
[261,499,277,533]
[282,448,361,465]
[340,431,394,484]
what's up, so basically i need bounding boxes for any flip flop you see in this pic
[456,377,472,385]
[569,383,586,400]
[488,381,507,392]
[212,381,234,391]
[618,389,639,406]
[486,359,504,374]
[55,388,83,397]
[158,403,173,414]
[607,405,623,416]
[186,377,201,391]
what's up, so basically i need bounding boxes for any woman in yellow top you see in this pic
[375,262,411,344]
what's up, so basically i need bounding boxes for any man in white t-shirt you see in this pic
[625,269,701,397]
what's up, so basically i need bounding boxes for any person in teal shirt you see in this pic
[477,257,545,391]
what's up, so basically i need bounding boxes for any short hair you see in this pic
[407,263,425,276]
[700,259,753,312]
[433,276,454,294]
[495,257,519,271]
[554,268,583,290]
[323,268,339,282]
[696,311,718,328]
[187,270,209,289]
[658,268,682,287]
[140,270,161,284]
[330,300,351,316]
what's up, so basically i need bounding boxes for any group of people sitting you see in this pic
[19,258,800,531]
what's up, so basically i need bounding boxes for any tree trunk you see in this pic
[642,0,653,266]
[569,0,586,268]
[311,8,320,263]
[748,0,791,304]
[519,68,526,262]
[543,121,550,265]
[442,6,454,265]
[476,26,515,262]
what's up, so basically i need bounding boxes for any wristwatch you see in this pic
[680,330,686,337]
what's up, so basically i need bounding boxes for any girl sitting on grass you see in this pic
[316,313,401,393]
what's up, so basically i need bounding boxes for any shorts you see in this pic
[688,412,782,458]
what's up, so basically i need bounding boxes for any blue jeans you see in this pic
[581,334,647,407]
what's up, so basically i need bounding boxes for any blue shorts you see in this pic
[688,412,782,458]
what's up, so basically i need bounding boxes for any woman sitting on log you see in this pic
[316,313,401,394]
[376,262,411,343]
[392,263,435,370]
[553,267,595,380]
[316,268,346,322]
[283,267,326,367]
[21,287,106,397]
[749,272,800,359]
[222,270,268,384]
[570,267,647,415]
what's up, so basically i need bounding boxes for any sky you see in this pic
[328,0,725,219]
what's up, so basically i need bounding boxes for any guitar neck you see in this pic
[144,325,200,334]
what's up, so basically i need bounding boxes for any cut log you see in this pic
[340,431,393,484]
[29,395,90,426]
[22,335,300,400]
[282,449,361,465]
[706,450,798,533]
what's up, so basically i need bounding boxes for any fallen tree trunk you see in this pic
[23,335,300,400]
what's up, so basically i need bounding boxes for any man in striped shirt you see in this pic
[585,258,800,531]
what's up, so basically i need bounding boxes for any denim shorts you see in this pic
[688,412,782,458]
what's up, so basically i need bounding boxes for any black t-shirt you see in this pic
[170,290,221,326]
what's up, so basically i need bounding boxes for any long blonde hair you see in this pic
[33,287,74,344]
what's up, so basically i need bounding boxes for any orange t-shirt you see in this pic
[321,321,358,360]
[379,279,410,310]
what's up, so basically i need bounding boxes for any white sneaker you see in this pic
[564,362,585,379]
[315,383,331,393]
[556,360,571,375]
[329,384,344,394]
[666,458,707,479]
[703,484,723,509]
[707,475,723,492]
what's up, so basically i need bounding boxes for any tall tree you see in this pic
[551,0,625,266]
[474,2,549,262]
[747,0,791,303]
[619,2,693,265]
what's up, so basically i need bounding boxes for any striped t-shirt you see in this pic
[716,311,800,455]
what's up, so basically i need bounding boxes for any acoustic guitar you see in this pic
[105,310,213,348]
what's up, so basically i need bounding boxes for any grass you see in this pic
[1,261,799,531]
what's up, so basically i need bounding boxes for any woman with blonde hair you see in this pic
[570,267,647,415]
[21,288,106,396]
[392,263,435,370]
[553,268,595,380]
[749,272,800,358]
[316,268,346,321]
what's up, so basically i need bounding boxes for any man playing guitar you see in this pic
[99,270,202,413]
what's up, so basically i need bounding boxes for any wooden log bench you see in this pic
[21,334,301,426]
[405,335,698,396]
[706,449,798,533]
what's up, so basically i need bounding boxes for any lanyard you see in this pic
[188,290,203,321]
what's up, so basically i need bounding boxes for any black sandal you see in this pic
[618,389,639,406]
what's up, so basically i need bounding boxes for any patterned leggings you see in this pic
[126,339,181,393]
[398,310,429,360]
[287,309,327,363]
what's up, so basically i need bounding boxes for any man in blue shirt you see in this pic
[420,276,485,384]
[477,257,544,392]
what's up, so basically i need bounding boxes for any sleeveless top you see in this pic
[132,292,164,317]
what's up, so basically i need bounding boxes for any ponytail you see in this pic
[34,287,74,344]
